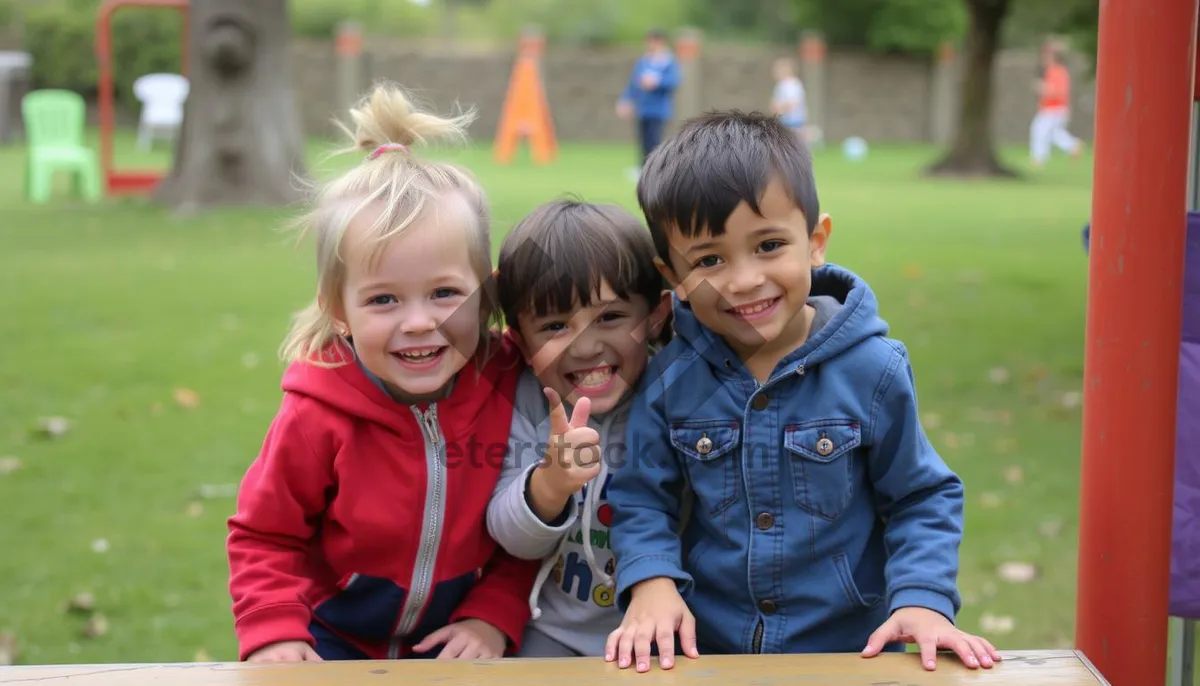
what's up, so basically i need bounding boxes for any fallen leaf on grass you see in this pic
[1060,391,1082,409]
[186,502,204,518]
[0,632,17,665]
[173,388,200,410]
[1024,366,1050,384]
[988,367,1010,385]
[996,561,1038,583]
[242,353,260,369]
[82,613,108,639]
[922,413,942,430]
[194,649,212,662]
[64,592,95,614]
[91,538,109,554]
[0,457,21,475]
[197,484,238,500]
[979,613,1015,635]
[1003,466,1024,484]
[903,264,923,280]
[1039,519,1064,538]
[35,416,70,439]
[979,492,1003,509]
[993,437,1017,454]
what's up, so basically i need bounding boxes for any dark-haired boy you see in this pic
[604,111,1001,674]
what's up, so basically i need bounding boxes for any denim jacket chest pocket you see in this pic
[784,420,862,521]
[670,420,741,517]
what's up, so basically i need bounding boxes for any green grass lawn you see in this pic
[0,131,1094,664]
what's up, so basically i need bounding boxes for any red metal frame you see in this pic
[1075,0,1199,684]
[94,0,189,196]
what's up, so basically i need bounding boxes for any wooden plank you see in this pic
[0,650,1108,685]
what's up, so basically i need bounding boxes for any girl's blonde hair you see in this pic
[279,82,499,368]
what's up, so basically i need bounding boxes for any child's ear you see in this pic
[508,328,533,364]
[809,213,833,268]
[654,257,689,303]
[318,293,350,337]
[648,290,673,339]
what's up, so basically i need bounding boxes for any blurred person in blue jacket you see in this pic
[617,29,681,177]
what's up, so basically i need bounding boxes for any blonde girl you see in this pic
[226,82,537,663]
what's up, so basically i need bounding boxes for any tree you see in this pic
[154,0,309,213]
[926,0,1016,178]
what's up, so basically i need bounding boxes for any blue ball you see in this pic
[842,136,868,162]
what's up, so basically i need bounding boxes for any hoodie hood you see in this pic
[280,332,523,437]
[671,263,890,376]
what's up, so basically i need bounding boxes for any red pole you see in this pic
[1075,0,1198,683]
[95,2,114,195]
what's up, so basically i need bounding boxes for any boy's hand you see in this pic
[861,606,1001,671]
[530,388,601,511]
[245,640,322,663]
[605,578,700,672]
[412,618,508,660]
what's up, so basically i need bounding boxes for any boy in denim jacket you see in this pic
[604,111,1001,674]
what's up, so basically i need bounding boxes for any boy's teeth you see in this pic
[575,368,614,387]
[736,300,773,314]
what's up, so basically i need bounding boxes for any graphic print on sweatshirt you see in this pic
[551,471,617,610]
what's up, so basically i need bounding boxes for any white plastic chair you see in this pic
[132,73,188,151]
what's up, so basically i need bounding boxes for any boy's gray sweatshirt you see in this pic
[486,369,628,657]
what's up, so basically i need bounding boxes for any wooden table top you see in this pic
[0,650,1109,685]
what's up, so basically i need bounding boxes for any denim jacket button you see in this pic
[751,393,769,411]
[696,434,713,455]
[758,599,777,614]
[816,436,835,456]
[755,512,774,529]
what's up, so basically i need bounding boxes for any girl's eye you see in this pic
[540,321,567,333]
[759,239,785,253]
[598,312,627,323]
[695,255,721,269]
[432,288,460,299]
[368,295,397,306]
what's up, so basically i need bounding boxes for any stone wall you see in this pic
[289,35,1096,147]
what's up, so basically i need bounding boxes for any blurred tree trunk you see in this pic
[926,0,1018,178]
[154,0,309,213]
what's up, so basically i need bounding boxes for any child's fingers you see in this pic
[917,634,939,671]
[617,626,637,669]
[859,622,894,658]
[655,624,677,669]
[568,396,592,429]
[412,625,453,653]
[678,611,700,659]
[544,388,570,436]
[436,633,471,660]
[301,645,324,662]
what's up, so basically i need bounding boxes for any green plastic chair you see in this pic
[21,89,102,204]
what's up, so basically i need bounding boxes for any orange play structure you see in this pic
[493,30,557,165]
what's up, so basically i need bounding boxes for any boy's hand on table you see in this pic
[605,578,699,672]
[412,618,507,660]
[861,606,1001,671]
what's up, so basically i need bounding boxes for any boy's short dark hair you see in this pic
[646,28,667,42]
[636,110,820,265]
[497,198,665,333]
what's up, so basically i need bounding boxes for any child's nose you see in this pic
[399,305,438,334]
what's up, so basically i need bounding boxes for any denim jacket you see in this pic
[607,264,964,655]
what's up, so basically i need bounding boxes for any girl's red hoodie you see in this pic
[226,333,538,660]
